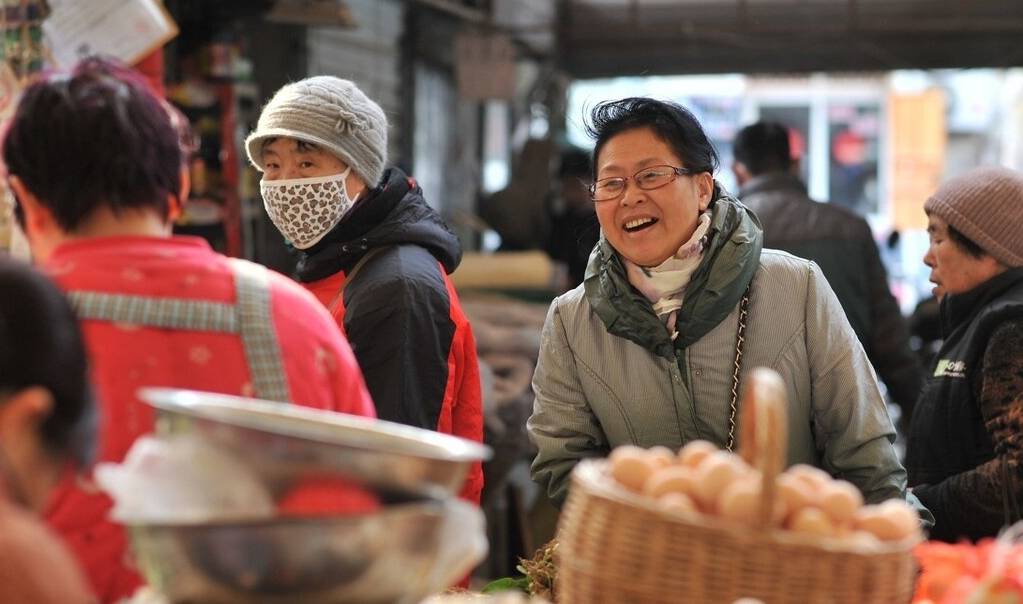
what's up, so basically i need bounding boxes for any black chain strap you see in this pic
[726,286,751,452]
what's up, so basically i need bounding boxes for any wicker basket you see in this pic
[556,368,918,604]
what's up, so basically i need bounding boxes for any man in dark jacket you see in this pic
[733,121,922,421]
[245,76,484,504]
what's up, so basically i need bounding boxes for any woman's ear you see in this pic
[0,387,58,511]
[7,176,64,263]
[9,176,60,236]
[8,176,49,233]
[0,387,54,442]
[696,172,715,211]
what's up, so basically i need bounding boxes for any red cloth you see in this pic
[306,266,484,506]
[42,235,375,603]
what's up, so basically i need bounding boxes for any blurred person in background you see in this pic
[733,121,922,426]
[905,166,1023,542]
[0,258,94,603]
[527,98,921,513]
[546,147,599,291]
[3,57,376,602]
[245,76,483,506]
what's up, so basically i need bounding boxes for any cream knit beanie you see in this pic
[245,76,388,186]
[924,166,1023,268]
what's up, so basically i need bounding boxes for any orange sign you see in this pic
[888,90,946,231]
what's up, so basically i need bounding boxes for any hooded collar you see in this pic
[294,167,463,283]
[584,183,764,357]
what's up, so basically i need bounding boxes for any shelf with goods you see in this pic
[0,0,47,256]
[165,40,260,259]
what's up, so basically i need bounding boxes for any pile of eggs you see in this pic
[608,441,921,547]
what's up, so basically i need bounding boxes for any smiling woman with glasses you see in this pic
[527,97,930,527]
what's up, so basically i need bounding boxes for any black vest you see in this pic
[906,268,1023,487]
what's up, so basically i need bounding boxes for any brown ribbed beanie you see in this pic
[924,166,1023,268]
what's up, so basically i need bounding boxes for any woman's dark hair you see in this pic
[948,224,987,259]
[0,259,95,466]
[2,56,181,232]
[585,97,720,178]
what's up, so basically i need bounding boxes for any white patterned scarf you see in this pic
[624,212,712,340]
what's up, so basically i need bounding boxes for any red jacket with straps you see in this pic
[43,236,376,603]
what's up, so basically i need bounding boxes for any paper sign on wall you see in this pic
[455,31,517,101]
[43,0,178,68]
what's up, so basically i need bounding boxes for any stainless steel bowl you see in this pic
[139,388,491,501]
[128,501,481,604]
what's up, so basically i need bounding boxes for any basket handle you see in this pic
[737,367,789,528]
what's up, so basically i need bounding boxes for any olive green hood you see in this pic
[583,184,763,358]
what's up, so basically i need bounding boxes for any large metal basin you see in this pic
[139,388,491,501]
[128,500,484,604]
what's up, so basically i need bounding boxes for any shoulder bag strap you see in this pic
[726,283,752,452]
[327,246,388,315]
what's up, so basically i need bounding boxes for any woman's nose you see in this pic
[923,248,935,268]
[619,183,644,207]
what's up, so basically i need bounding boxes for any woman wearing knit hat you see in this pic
[246,76,484,507]
[905,165,1023,542]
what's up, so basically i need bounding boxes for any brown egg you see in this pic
[842,529,883,551]
[787,464,832,491]
[717,477,761,525]
[644,466,698,498]
[609,446,656,493]
[788,507,835,538]
[877,499,922,541]
[693,451,748,510]
[776,473,818,519]
[658,492,698,516]
[678,439,718,469]
[854,505,907,542]
[647,446,677,468]
[819,481,864,525]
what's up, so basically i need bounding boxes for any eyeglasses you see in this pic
[589,165,695,202]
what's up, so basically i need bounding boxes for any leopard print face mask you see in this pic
[260,168,360,249]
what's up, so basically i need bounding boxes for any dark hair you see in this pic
[585,97,719,178]
[2,56,181,232]
[558,147,591,179]
[0,259,95,466]
[733,121,793,175]
[164,100,198,166]
[948,224,986,258]
[260,137,320,155]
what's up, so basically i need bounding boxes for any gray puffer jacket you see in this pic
[527,188,912,509]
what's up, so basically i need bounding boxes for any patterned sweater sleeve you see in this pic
[913,319,1023,540]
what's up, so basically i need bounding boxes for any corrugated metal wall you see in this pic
[305,0,406,167]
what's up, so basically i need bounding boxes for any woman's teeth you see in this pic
[624,217,655,231]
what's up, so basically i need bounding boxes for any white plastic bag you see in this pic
[95,434,274,523]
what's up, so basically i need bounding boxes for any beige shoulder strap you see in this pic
[327,247,388,315]
[67,261,291,403]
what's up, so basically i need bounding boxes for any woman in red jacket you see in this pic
[3,57,376,602]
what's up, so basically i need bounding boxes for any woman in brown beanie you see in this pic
[905,165,1023,541]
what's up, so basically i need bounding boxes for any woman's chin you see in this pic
[621,250,672,267]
